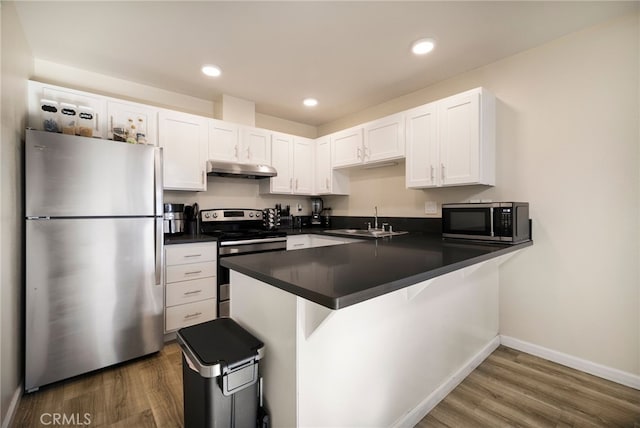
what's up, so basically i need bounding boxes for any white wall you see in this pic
[33,59,216,118]
[323,12,640,375]
[1,1,33,425]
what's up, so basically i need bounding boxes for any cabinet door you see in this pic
[165,242,216,266]
[363,112,405,163]
[241,127,271,165]
[209,119,239,162]
[405,103,439,188]
[438,90,481,186]
[315,137,331,194]
[270,133,294,194]
[287,235,311,250]
[165,298,216,332]
[331,127,363,168]
[293,137,314,195]
[29,81,108,138]
[159,110,208,191]
[107,101,158,146]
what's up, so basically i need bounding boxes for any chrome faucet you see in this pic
[374,206,378,230]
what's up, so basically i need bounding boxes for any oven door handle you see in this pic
[220,237,287,246]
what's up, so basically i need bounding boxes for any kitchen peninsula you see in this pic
[222,234,532,427]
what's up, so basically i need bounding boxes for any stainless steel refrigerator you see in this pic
[24,129,164,392]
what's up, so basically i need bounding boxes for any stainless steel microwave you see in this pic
[442,202,530,243]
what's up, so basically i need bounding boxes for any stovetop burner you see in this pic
[199,208,286,241]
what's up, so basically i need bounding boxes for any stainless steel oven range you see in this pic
[200,208,287,317]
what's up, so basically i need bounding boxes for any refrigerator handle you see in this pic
[155,147,164,286]
[155,218,164,286]
[155,148,164,215]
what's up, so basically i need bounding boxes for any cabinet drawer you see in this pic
[166,261,216,283]
[166,277,216,307]
[165,243,216,266]
[165,298,216,332]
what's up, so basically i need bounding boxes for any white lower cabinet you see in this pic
[287,234,360,250]
[286,235,311,250]
[165,299,217,332]
[164,242,217,332]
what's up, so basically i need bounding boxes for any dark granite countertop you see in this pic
[164,233,218,245]
[221,234,532,310]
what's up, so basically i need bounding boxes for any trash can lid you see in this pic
[177,318,264,370]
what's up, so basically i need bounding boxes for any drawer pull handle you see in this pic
[184,270,202,275]
[184,254,202,258]
[184,290,202,296]
[293,243,304,247]
[184,312,202,319]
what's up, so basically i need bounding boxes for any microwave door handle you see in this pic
[490,207,495,237]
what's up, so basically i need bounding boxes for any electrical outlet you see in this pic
[425,201,438,215]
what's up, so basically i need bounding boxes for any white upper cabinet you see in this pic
[28,81,107,139]
[314,137,350,195]
[331,113,405,168]
[240,126,271,165]
[107,101,158,146]
[405,103,438,188]
[406,87,495,188]
[292,137,314,194]
[363,112,405,163]
[331,127,364,168]
[159,110,208,191]
[269,133,295,193]
[261,134,314,195]
[208,123,271,166]
[208,119,239,162]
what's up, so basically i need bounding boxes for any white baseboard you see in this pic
[500,335,640,390]
[1,384,22,428]
[392,336,501,428]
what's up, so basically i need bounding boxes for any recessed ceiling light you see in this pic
[201,65,221,77]
[411,38,435,55]
[303,98,318,107]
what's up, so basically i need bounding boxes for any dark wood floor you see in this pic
[12,344,640,427]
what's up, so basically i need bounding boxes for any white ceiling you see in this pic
[14,1,637,126]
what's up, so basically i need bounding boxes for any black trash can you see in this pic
[177,318,264,428]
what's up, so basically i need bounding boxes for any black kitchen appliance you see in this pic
[311,197,323,226]
[321,207,332,228]
[442,202,530,243]
[200,208,287,317]
[164,203,185,235]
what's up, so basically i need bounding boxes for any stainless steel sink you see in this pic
[324,229,408,238]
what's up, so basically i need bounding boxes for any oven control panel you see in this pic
[200,209,263,222]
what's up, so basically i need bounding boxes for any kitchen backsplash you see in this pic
[163,176,312,215]
[164,163,502,219]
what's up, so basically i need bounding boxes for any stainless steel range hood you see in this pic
[206,160,277,179]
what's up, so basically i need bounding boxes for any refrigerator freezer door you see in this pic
[26,129,158,217]
[25,217,164,391]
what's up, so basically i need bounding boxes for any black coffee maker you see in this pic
[183,202,199,235]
